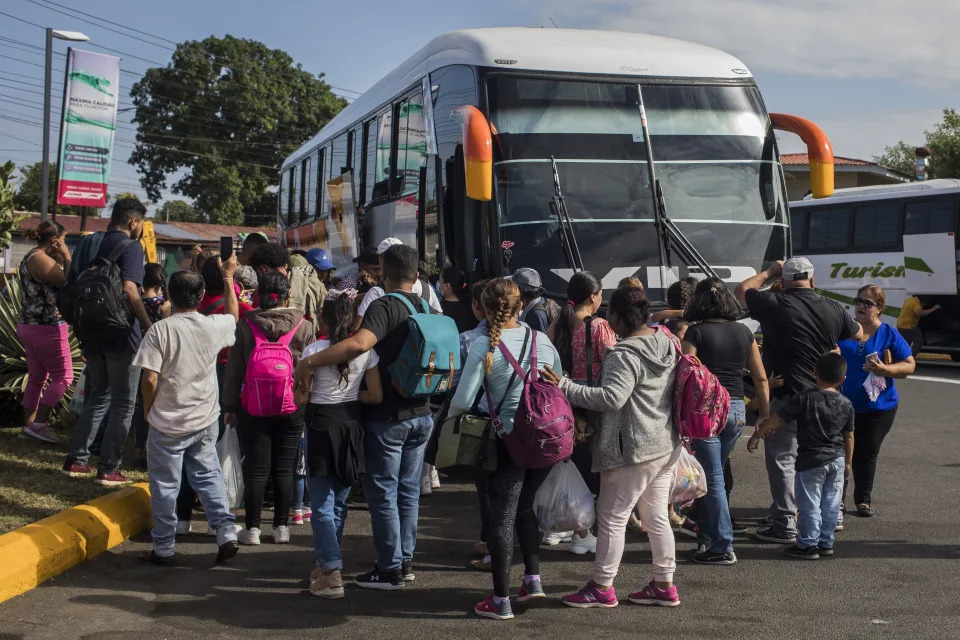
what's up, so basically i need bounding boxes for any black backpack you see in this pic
[65,238,136,340]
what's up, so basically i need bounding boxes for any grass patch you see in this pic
[0,423,147,534]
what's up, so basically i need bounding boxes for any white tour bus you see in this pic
[790,179,960,359]
[278,28,835,301]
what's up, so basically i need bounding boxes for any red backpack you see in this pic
[658,326,731,441]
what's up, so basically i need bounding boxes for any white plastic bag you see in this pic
[217,427,245,509]
[672,446,707,506]
[534,460,596,533]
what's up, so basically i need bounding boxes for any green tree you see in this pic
[926,108,960,179]
[130,35,346,226]
[874,141,916,177]
[112,191,142,202]
[13,161,94,216]
[0,161,27,251]
[157,199,203,222]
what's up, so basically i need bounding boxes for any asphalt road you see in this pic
[2,365,960,640]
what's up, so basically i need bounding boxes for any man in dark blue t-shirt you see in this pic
[64,198,153,486]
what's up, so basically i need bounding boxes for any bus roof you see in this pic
[283,28,752,168]
[791,178,960,207]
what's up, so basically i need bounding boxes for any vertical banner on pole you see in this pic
[56,49,120,207]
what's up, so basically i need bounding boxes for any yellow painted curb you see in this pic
[0,482,152,604]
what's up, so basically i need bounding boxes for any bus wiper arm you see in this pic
[655,179,719,281]
[548,156,585,273]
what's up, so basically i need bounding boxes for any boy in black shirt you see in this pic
[748,353,854,560]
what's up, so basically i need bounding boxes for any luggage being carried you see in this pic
[240,318,303,417]
[487,328,574,469]
[386,292,461,398]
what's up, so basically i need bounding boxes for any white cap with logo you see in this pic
[377,237,403,255]
[783,257,815,281]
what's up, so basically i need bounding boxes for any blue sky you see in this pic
[2,0,956,212]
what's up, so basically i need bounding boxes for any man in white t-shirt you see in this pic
[133,257,241,566]
[356,238,443,321]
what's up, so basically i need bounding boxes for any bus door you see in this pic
[903,233,958,294]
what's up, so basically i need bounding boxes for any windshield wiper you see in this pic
[548,156,585,273]
[636,91,718,284]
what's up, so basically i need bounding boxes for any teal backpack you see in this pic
[387,293,462,398]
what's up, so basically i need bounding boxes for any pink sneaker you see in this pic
[561,581,618,608]
[302,508,311,522]
[628,581,680,607]
[94,470,131,487]
[289,509,304,526]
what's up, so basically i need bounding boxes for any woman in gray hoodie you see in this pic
[543,285,683,609]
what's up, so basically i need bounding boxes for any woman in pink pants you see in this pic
[542,285,683,609]
[18,220,74,443]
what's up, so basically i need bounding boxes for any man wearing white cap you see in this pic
[356,238,443,321]
[736,257,862,544]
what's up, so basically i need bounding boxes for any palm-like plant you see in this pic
[0,278,83,413]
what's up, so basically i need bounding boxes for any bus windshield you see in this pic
[487,76,786,292]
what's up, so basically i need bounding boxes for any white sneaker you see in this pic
[570,531,598,555]
[273,525,291,544]
[542,531,574,546]
[238,527,261,546]
[430,466,441,489]
[420,476,433,496]
[175,520,191,535]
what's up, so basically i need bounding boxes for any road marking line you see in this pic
[909,375,960,385]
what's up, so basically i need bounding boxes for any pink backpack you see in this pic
[486,329,574,469]
[657,326,731,441]
[240,318,303,417]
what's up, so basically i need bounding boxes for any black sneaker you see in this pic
[785,544,820,560]
[690,549,737,566]
[216,540,239,564]
[401,560,415,582]
[817,546,835,557]
[731,520,748,535]
[140,550,176,566]
[355,565,404,591]
[754,526,797,544]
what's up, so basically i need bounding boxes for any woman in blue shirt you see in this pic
[838,285,915,518]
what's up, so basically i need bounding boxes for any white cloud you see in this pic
[541,0,960,89]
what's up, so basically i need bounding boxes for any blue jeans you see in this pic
[362,415,433,572]
[692,399,745,554]
[69,350,140,474]
[309,474,352,571]
[147,423,237,556]
[795,456,845,550]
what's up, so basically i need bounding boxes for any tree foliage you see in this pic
[130,35,346,226]
[926,108,960,179]
[13,161,94,216]
[112,191,142,202]
[0,161,27,252]
[874,141,915,178]
[157,199,202,223]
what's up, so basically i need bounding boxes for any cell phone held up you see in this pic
[220,236,234,261]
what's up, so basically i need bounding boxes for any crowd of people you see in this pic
[15,198,919,620]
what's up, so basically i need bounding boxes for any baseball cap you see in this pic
[783,257,814,281]
[508,267,543,290]
[353,246,379,266]
[306,248,335,271]
[377,237,403,254]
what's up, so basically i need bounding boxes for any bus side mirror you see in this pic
[451,105,492,201]
[770,113,834,198]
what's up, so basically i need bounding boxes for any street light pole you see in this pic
[40,28,53,222]
[40,29,90,223]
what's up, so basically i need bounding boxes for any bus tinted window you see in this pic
[316,147,326,219]
[352,125,363,194]
[807,208,851,252]
[290,164,301,226]
[854,202,901,250]
[905,200,956,234]
[791,210,808,252]
[372,109,392,201]
[279,169,289,225]
[332,134,348,179]
[430,65,478,166]
[364,120,376,204]
[301,156,312,223]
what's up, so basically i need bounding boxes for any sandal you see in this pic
[856,503,874,518]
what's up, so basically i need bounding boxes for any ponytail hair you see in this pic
[554,271,602,373]
[33,221,64,245]
[322,289,359,389]
[143,262,166,296]
[441,266,469,302]
[481,278,522,374]
[258,271,290,310]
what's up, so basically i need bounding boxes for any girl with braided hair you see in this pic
[449,278,563,621]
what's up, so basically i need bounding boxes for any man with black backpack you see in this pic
[62,198,153,486]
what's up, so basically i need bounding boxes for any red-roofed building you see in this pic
[781,153,910,201]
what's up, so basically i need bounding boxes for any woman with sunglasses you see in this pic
[838,285,915,518]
